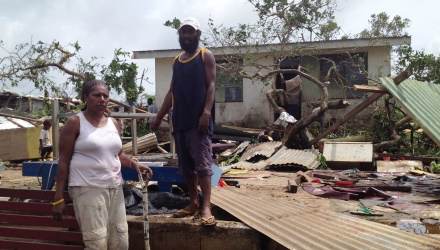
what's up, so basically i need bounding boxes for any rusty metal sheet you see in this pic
[240,141,282,162]
[267,146,320,169]
[381,77,440,146]
[212,188,440,250]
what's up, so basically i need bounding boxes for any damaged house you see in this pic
[133,36,410,128]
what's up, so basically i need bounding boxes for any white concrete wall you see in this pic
[367,46,391,80]
[155,57,174,107]
[216,56,273,127]
[154,46,392,128]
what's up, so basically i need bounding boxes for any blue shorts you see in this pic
[174,129,213,178]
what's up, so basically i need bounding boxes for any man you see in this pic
[147,97,158,114]
[39,119,53,160]
[151,17,216,226]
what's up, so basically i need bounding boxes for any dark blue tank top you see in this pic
[171,49,214,134]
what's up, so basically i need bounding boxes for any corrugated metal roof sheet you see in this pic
[240,141,282,161]
[0,116,34,130]
[212,188,440,250]
[381,77,440,146]
[228,160,268,170]
[267,146,320,169]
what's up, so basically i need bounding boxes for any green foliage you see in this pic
[0,41,147,104]
[319,19,340,40]
[395,45,440,84]
[0,40,95,93]
[222,154,241,166]
[317,154,328,169]
[164,0,341,82]
[431,161,440,173]
[164,17,181,30]
[101,49,144,105]
[371,103,439,156]
[359,12,410,38]
[249,0,339,42]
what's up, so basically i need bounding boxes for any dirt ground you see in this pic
[0,167,40,190]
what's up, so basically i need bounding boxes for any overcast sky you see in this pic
[1,0,439,97]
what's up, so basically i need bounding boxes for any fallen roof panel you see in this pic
[240,141,282,161]
[212,188,440,250]
[267,146,320,169]
[381,77,440,146]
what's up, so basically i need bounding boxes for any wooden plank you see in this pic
[109,98,147,113]
[0,201,74,216]
[0,226,82,243]
[353,84,388,93]
[109,112,155,119]
[52,99,60,159]
[131,106,138,155]
[0,188,71,202]
[0,238,83,250]
[0,213,79,229]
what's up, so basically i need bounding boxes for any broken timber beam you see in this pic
[310,99,350,109]
[396,116,412,128]
[109,98,147,113]
[310,93,384,145]
[353,85,388,93]
[311,68,412,145]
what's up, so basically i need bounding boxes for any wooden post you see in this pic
[28,97,32,113]
[52,99,60,160]
[131,106,138,155]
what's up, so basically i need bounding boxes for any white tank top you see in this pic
[68,112,123,187]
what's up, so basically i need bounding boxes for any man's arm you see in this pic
[151,85,173,130]
[199,49,216,133]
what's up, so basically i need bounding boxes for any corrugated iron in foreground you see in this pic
[212,188,440,250]
[240,141,282,161]
[267,146,320,169]
[381,77,440,146]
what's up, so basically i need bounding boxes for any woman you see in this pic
[52,80,152,250]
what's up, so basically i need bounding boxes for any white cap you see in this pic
[179,17,201,31]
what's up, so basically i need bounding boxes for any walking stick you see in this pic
[137,169,150,250]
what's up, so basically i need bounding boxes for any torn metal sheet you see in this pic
[0,116,34,130]
[212,188,440,250]
[240,141,282,162]
[228,160,268,171]
[220,141,250,158]
[380,77,440,146]
[266,146,320,169]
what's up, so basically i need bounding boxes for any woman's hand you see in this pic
[132,160,153,180]
[52,198,65,221]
